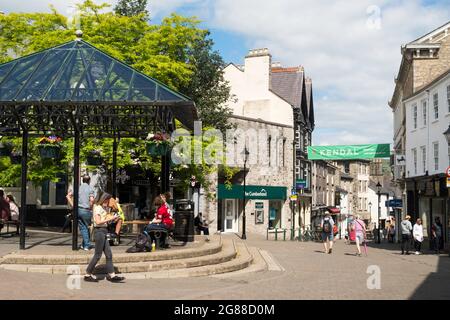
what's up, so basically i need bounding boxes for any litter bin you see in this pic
[173,199,195,242]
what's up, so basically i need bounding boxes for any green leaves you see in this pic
[0,0,235,193]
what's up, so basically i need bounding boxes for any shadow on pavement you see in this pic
[365,240,444,256]
[409,254,450,300]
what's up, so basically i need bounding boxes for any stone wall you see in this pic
[413,35,450,92]
[203,115,294,237]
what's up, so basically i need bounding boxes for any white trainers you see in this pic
[415,251,420,255]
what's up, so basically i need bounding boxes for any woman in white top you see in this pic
[84,192,125,283]
[6,195,19,221]
[413,218,424,255]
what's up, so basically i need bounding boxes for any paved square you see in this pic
[1,233,449,300]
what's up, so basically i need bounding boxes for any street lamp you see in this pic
[242,147,250,240]
[443,124,450,144]
[376,182,382,244]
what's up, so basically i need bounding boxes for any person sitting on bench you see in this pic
[108,197,125,237]
[6,195,19,222]
[146,196,174,248]
[0,190,11,232]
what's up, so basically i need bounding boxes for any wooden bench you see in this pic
[123,220,151,234]
[0,220,20,237]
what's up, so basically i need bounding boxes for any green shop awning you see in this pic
[218,184,287,200]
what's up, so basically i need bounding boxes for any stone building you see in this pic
[203,48,314,236]
[311,161,339,210]
[389,21,450,247]
[389,21,450,214]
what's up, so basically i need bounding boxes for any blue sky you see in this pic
[2,0,450,146]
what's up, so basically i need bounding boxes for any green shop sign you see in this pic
[217,184,287,200]
[307,144,390,160]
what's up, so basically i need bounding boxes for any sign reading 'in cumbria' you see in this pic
[307,144,391,160]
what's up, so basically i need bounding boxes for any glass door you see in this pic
[224,199,237,232]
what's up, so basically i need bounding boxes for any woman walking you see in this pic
[84,192,125,283]
[352,215,367,257]
[413,218,424,255]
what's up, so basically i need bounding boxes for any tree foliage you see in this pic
[0,1,233,192]
[114,0,149,18]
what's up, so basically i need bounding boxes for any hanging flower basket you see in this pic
[0,142,13,157]
[86,150,103,166]
[146,132,172,156]
[9,151,22,164]
[86,155,103,166]
[38,136,62,159]
[146,142,171,156]
[38,145,61,159]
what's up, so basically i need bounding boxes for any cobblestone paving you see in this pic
[0,233,449,300]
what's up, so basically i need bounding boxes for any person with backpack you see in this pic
[351,215,366,257]
[321,213,334,254]
[400,215,413,255]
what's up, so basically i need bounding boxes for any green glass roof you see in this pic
[0,40,192,104]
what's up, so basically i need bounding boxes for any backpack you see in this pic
[323,219,332,233]
[126,232,151,253]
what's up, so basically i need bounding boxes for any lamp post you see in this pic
[242,147,250,240]
[376,182,382,244]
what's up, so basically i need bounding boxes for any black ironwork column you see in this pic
[72,128,80,251]
[242,159,247,240]
[161,154,170,193]
[19,130,28,250]
[112,135,118,198]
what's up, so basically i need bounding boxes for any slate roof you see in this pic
[270,66,314,128]
[270,66,304,109]
[0,39,197,128]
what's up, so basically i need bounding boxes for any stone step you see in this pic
[124,241,253,279]
[0,238,236,275]
[1,238,222,265]
[210,246,268,278]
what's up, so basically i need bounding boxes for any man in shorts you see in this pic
[321,213,335,254]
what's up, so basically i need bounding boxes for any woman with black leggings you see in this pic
[84,192,125,283]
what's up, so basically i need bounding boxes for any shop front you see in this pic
[407,174,449,250]
[217,184,288,236]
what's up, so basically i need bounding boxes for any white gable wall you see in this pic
[223,52,294,127]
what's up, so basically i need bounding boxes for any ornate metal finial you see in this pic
[75,30,83,41]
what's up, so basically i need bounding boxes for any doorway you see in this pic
[223,199,238,233]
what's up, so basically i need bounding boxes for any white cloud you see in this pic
[1,0,114,14]
[2,0,450,147]
[208,0,450,146]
